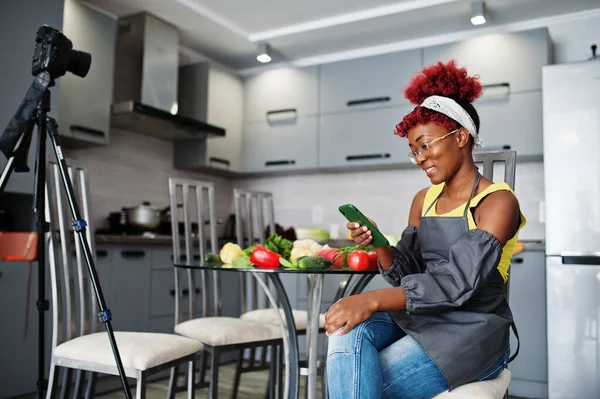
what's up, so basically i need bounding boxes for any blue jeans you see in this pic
[326,312,508,399]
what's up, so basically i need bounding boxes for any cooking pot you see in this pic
[125,202,168,230]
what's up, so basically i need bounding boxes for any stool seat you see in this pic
[433,368,511,399]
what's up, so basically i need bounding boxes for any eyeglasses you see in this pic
[408,129,459,164]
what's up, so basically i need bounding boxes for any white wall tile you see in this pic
[234,161,545,241]
[64,128,233,230]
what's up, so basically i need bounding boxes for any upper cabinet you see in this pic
[319,106,412,169]
[424,28,552,94]
[58,0,116,147]
[319,50,422,115]
[175,63,243,172]
[244,67,319,123]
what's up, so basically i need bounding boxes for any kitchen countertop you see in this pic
[95,234,175,245]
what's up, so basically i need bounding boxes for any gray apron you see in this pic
[389,173,519,390]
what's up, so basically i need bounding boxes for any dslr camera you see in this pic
[32,25,91,80]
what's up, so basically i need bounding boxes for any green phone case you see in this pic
[338,204,389,247]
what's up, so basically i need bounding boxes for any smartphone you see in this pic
[338,204,389,247]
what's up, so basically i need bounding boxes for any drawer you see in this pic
[151,246,174,270]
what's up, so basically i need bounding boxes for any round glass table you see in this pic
[173,262,379,399]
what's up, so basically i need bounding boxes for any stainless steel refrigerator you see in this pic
[544,59,600,399]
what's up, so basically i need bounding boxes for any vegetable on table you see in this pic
[219,242,243,264]
[296,256,332,270]
[347,250,372,271]
[250,245,281,269]
[263,233,293,260]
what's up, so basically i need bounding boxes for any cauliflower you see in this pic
[219,242,243,264]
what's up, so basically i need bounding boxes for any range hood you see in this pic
[111,13,225,140]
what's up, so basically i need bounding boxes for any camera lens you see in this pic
[67,49,91,78]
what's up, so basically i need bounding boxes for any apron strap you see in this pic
[423,172,481,219]
[462,172,481,219]
[508,321,520,363]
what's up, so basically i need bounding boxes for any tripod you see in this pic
[0,72,132,399]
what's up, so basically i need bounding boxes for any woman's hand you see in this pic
[324,293,377,336]
[347,218,378,246]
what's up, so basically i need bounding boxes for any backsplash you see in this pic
[64,128,233,231]
[233,161,545,241]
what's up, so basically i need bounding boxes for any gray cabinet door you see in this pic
[319,105,412,168]
[244,66,319,123]
[508,251,548,397]
[320,50,422,114]
[0,262,47,398]
[242,116,318,172]
[109,247,151,331]
[474,91,542,156]
[424,29,551,93]
[206,67,245,172]
[59,0,116,146]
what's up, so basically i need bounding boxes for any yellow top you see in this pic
[421,182,527,282]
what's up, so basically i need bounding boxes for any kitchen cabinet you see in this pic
[508,250,548,398]
[319,50,422,115]
[423,28,551,93]
[244,66,319,123]
[474,91,543,156]
[176,63,244,172]
[0,262,51,398]
[58,0,116,147]
[318,105,413,168]
[242,116,318,173]
[108,246,151,331]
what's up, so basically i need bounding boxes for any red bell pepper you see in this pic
[250,245,281,269]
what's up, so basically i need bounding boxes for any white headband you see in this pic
[420,95,483,147]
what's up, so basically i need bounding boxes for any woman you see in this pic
[325,60,526,399]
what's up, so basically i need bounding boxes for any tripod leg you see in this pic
[45,117,132,399]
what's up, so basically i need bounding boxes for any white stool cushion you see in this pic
[241,309,326,330]
[175,316,282,347]
[53,332,203,371]
[433,368,512,399]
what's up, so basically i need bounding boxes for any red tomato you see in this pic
[348,250,371,271]
[318,248,344,266]
[367,251,378,270]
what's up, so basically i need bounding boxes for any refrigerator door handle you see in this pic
[561,255,600,265]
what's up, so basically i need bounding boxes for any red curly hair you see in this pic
[394,60,483,138]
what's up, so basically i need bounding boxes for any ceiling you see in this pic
[83,0,600,73]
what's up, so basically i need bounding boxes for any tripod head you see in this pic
[0,25,91,167]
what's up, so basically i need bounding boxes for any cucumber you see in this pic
[296,256,332,270]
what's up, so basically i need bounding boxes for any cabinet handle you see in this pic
[121,250,146,258]
[265,160,296,167]
[347,96,391,107]
[482,83,510,90]
[96,250,108,258]
[169,288,201,297]
[266,108,297,116]
[346,153,391,161]
[512,257,524,264]
[209,157,230,168]
[70,125,106,138]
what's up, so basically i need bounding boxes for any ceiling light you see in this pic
[257,42,272,63]
[470,0,486,25]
